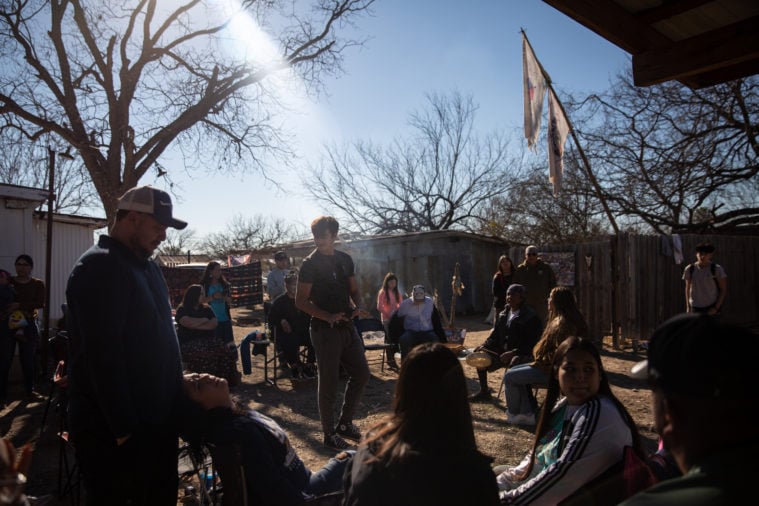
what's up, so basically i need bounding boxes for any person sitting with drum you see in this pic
[392,285,447,360]
[468,284,542,403]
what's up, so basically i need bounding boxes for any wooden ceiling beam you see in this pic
[542,0,670,54]
[636,0,714,25]
[633,15,759,86]
[680,58,759,89]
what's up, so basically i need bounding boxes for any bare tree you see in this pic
[571,74,759,234]
[0,0,374,224]
[0,134,98,214]
[157,228,198,256]
[479,157,608,245]
[304,91,520,234]
[199,214,303,258]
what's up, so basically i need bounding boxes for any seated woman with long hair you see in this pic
[176,284,239,386]
[495,336,647,505]
[180,373,351,505]
[502,286,589,425]
[343,342,499,506]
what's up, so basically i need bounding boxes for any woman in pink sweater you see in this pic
[376,272,403,370]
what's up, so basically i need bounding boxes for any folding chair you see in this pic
[178,440,227,506]
[40,330,82,506]
[355,317,396,372]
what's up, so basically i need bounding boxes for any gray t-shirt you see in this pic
[683,262,726,308]
[267,267,289,300]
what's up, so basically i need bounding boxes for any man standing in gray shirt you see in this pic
[682,242,727,315]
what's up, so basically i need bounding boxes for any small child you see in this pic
[0,269,14,321]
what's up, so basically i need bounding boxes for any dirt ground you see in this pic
[1,307,657,504]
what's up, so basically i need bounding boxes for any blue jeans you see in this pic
[305,450,354,497]
[502,363,548,415]
[239,331,268,375]
[398,330,439,359]
[0,320,39,398]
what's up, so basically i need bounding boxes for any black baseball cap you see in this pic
[631,313,758,399]
[117,185,187,229]
[274,251,287,261]
[695,242,715,253]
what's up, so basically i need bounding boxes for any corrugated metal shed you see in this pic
[30,212,107,323]
[2,183,106,328]
[280,230,510,318]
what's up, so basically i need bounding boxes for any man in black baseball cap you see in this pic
[117,185,187,230]
[623,314,758,505]
[65,184,187,503]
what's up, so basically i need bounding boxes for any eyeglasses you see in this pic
[527,253,537,257]
[15,262,31,266]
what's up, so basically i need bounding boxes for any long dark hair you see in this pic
[381,272,401,305]
[534,287,589,359]
[201,261,229,295]
[179,284,203,310]
[494,255,513,277]
[519,337,645,480]
[362,343,477,464]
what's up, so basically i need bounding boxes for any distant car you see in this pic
[173,262,210,271]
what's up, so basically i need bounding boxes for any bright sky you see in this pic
[163,0,631,240]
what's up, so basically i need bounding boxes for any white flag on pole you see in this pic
[523,33,546,150]
[547,88,570,196]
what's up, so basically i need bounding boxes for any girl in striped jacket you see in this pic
[495,336,646,505]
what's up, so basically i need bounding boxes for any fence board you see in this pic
[508,234,758,346]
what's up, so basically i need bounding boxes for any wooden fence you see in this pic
[511,234,759,345]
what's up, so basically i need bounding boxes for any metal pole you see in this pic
[43,148,56,377]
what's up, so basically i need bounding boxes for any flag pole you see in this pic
[521,29,619,235]
[522,29,622,348]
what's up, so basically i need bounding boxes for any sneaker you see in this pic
[335,421,362,442]
[468,388,492,402]
[386,359,400,371]
[506,411,536,426]
[290,364,302,379]
[324,433,354,450]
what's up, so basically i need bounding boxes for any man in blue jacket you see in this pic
[66,186,187,505]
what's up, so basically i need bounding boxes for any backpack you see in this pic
[685,262,720,294]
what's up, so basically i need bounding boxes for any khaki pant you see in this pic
[310,324,370,435]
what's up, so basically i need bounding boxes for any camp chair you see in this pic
[355,317,396,372]
[40,329,82,506]
[178,440,225,505]
[182,440,344,506]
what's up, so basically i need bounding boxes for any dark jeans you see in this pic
[277,331,315,366]
[398,330,439,359]
[0,321,39,398]
[73,425,178,505]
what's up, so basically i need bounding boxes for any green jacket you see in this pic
[619,441,759,506]
[512,259,557,323]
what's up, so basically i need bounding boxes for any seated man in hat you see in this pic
[393,285,446,360]
[267,250,290,301]
[468,284,542,403]
[622,314,758,505]
[268,272,316,379]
